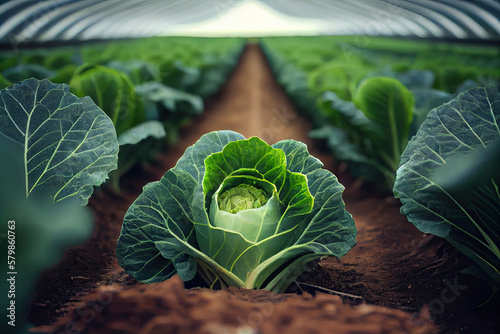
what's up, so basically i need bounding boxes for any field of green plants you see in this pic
[0,35,499,333]
[262,35,500,289]
[1,37,244,189]
[262,36,500,186]
[0,36,245,333]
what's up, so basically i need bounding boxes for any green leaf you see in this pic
[431,137,500,195]
[309,126,371,165]
[110,120,167,190]
[409,80,478,137]
[175,130,246,183]
[308,61,370,99]
[106,59,160,85]
[117,120,166,146]
[394,84,500,286]
[116,168,199,283]
[159,60,201,91]
[410,88,453,137]
[309,126,380,182]
[70,64,145,136]
[135,81,203,116]
[395,69,435,90]
[2,64,56,83]
[0,78,118,205]
[354,77,414,167]
[202,137,287,206]
[0,125,94,333]
[318,90,370,131]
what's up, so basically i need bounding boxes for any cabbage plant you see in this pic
[394,84,500,287]
[116,131,356,292]
[310,76,414,188]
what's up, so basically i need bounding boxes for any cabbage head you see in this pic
[116,130,356,292]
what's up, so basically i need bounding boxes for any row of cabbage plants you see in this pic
[0,37,245,189]
[0,37,244,333]
[261,36,500,291]
[261,36,500,188]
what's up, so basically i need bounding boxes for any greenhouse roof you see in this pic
[0,0,499,45]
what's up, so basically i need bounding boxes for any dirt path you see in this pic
[29,43,498,334]
[162,43,314,169]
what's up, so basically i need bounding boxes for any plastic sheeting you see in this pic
[0,0,499,45]
[266,0,500,39]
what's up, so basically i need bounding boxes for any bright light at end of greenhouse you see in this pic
[162,0,331,37]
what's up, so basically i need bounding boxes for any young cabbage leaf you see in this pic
[106,59,160,85]
[0,78,119,204]
[116,131,356,292]
[112,120,167,189]
[135,81,203,124]
[311,76,414,188]
[393,84,500,287]
[135,81,203,146]
[69,64,145,136]
[353,77,414,179]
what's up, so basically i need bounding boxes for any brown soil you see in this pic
[28,44,499,334]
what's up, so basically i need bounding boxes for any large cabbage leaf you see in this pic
[394,84,500,286]
[116,130,356,292]
[0,134,94,333]
[0,78,118,332]
[0,78,118,204]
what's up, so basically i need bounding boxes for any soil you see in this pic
[28,43,499,334]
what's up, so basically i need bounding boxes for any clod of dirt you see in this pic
[43,275,436,334]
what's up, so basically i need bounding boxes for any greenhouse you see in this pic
[0,1,499,333]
